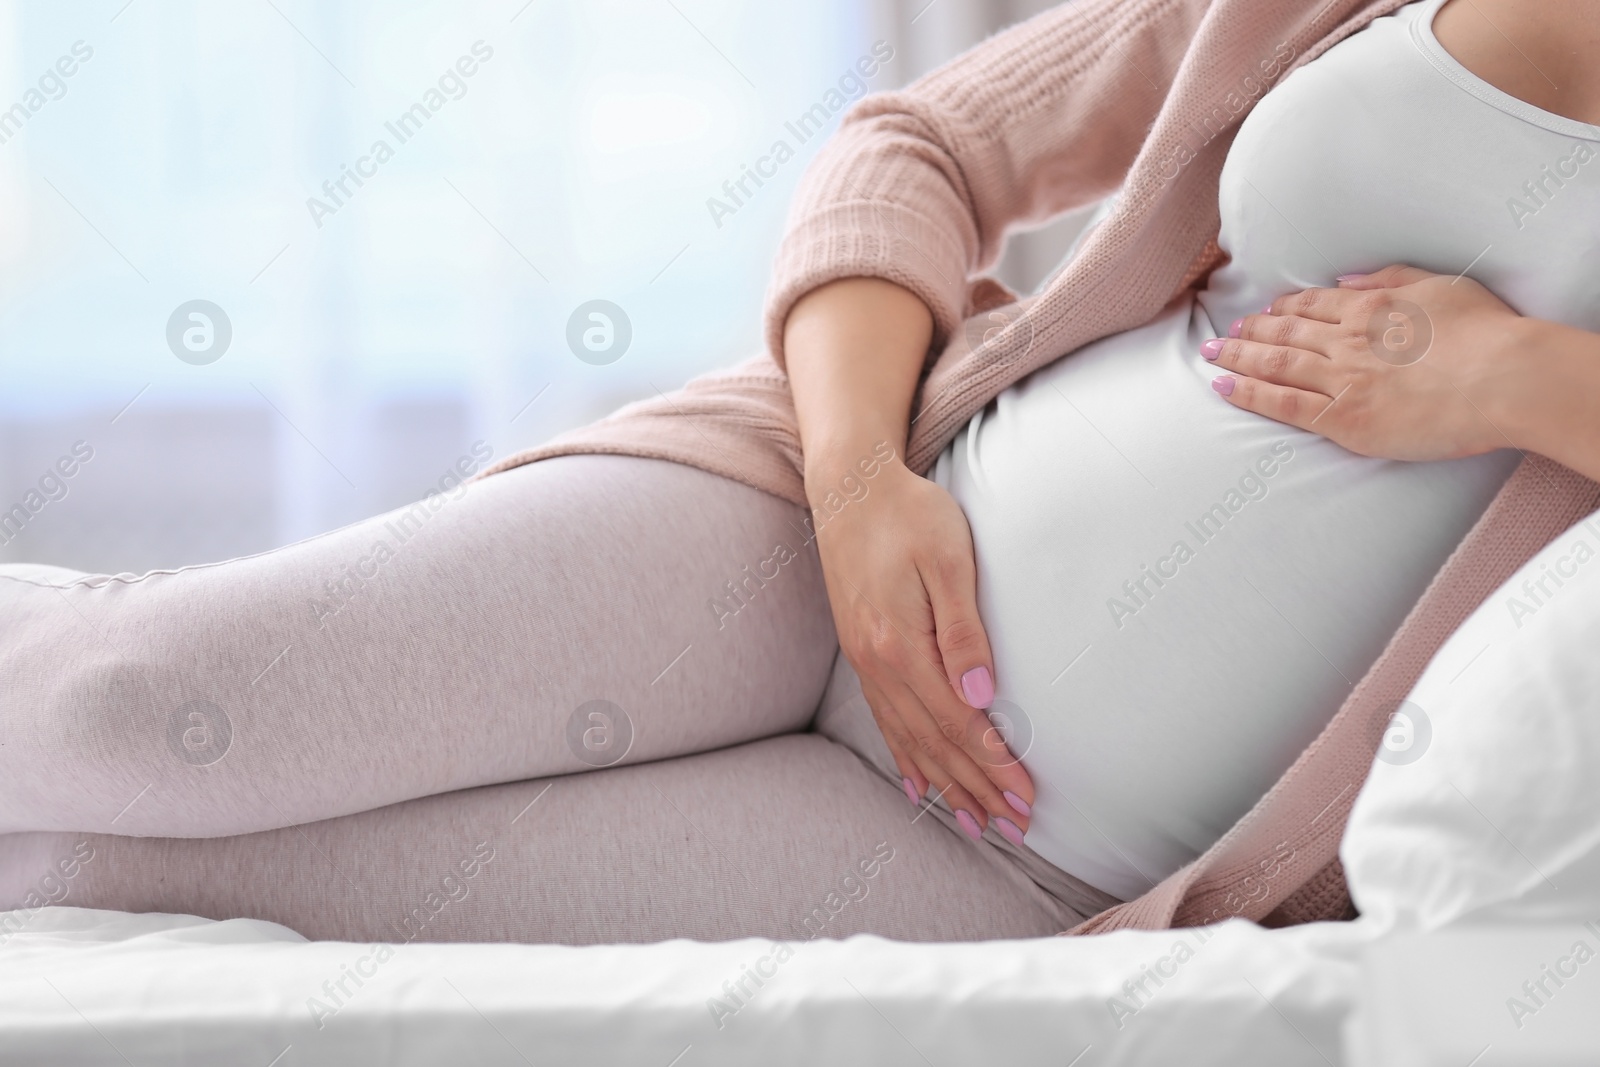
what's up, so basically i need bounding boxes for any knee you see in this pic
[29,655,175,776]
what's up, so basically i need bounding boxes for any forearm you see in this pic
[782,276,1030,831]
[762,0,1201,368]
[784,277,934,501]
[1488,318,1600,483]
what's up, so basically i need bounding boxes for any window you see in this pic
[0,0,873,571]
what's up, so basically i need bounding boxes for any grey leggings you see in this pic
[0,456,1115,944]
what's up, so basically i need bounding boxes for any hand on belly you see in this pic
[812,455,1034,848]
[1202,264,1525,462]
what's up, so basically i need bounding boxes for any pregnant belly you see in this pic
[932,297,1519,901]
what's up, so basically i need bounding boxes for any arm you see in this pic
[1204,265,1600,483]
[772,0,1212,842]
[763,0,1210,367]
[787,277,1034,841]
[1489,318,1600,484]
[786,277,928,489]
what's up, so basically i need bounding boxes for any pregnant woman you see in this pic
[3,0,1598,944]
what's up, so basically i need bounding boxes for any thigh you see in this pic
[0,456,837,837]
[0,735,1082,943]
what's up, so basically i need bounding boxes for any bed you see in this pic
[6,911,1599,1065]
[0,907,1372,1065]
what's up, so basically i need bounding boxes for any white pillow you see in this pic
[1342,505,1600,932]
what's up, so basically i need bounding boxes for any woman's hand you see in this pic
[809,453,1033,846]
[783,275,1032,847]
[1203,265,1526,460]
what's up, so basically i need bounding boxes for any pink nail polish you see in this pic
[1260,304,1274,315]
[993,816,1025,848]
[1200,338,1224,361]
[902,777,920,807]
[1003,790,1031,818]
[960,666,994,709]
[1211,376,1236,396]
[1336,273,1364,282]
[955,809,983,841]
[1227,318,1244,338]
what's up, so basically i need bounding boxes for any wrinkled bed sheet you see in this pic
[0,906,1366,1066]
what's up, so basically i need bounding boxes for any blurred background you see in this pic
[0,0,1075,573]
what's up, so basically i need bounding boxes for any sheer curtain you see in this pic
[0,0,1083,574]
[0,0,876,571]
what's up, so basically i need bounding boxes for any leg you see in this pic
[0,735,1084,943]
[0,457,836,837]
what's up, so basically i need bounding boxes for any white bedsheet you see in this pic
[1351,927,1600,1067]
[0,907,1369,1066]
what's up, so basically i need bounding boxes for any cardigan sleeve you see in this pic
[762,0,1211,368]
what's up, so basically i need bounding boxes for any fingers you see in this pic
[1336,264,1435,290]
[1206,336,1337,393]
[914,535,1040,817]
[1265,286,1350,325]
[821,472,1034,850]
[880,671,1030,834]
[916,520,997,704]
[842,570,1033,824]
[1240,307,1340,355]
[860,675,927,804]
[857,617,1031,834]
[899,648,1035,827]
[1263,266,1439,331]
[1205,304,1346,395]
[862,676,997,841]
[1210,373,1335,431]
[904,744,986,838]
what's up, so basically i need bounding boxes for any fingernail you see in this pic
[1336,273,1364,282]
[955,809,983,841]
[1200,338,1224,361]
[992,816,1025,848]
[1003,790,1032,818]
[960,666,994,709]
[1211,376,1236,396]
[1260,304,1274,314]
[1228,317,1244,338]
[902,777,920,807]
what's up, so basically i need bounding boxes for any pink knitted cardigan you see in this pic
[480,0,1600,931]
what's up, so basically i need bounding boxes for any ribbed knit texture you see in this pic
[477,0,1600,932]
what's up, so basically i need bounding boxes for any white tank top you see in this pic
[934,0,1600,901]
